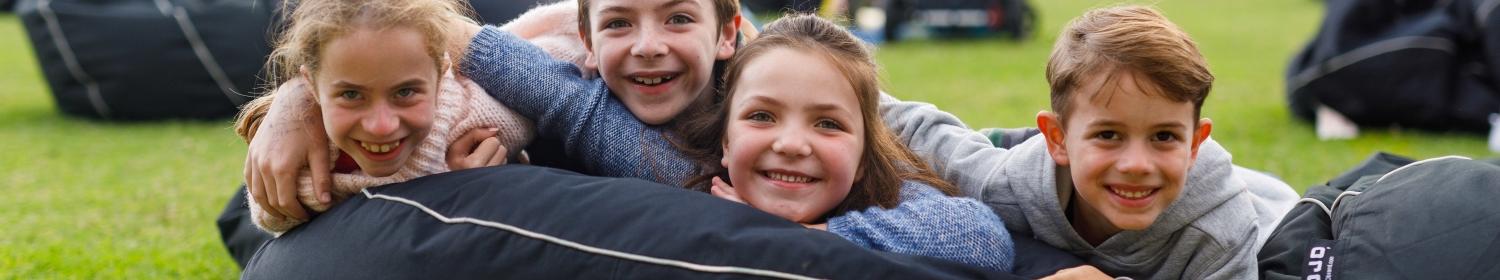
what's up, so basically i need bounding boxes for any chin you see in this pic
[1109,214,1158,230]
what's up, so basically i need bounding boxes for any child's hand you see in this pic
[1042,265,1113,280]
[446,127,509,170]
[710,177,747,204]
[245,80,332,222]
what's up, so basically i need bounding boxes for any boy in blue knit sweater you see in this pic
[245,0,1017,272]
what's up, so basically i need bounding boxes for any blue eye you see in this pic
[604,19,631,29]
[815,119,842,130]
[395,88,416,98]
[747,111,773,123]
[339,90,361,100]
[667,14,694,25]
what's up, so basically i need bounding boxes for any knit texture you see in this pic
[827,181,1016,272]
[249,70,534,235]
[459,26,1015,272]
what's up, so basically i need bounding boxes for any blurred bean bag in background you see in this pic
[1287,0,1500,134]
[14,0,276,120]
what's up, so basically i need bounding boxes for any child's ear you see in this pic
[299,65,318,101]
[1037,111,1070,166]
[721,139,731,168]
[715,15,742,60]
[1190,118,1213,159]
[578,27,599,71]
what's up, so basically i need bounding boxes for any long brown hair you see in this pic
[675,14,961,217]
[234,0,476,141]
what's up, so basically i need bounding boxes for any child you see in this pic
[879,6,1298,278]
[236,0,533,235]
[245,0,1019,272]
[675,14,1015,271]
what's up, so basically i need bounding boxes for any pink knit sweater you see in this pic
[249,70,533,235]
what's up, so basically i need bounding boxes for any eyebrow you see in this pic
[1085,119,1188,130]
[331,78,429,92]
[390,78,428,90]
[597,0,699,17]
[662,0,698,10]
[742,95,856,117]
[741,95,784,108]
[331,81,368,91]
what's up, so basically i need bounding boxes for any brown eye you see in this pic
[1153,131,1178,142]
[1095,131,1119,141]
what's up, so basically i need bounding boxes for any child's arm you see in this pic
[877,94,1017,199]
[827,182,1016,272]
[458,25,696,183]
[459,26,603,142]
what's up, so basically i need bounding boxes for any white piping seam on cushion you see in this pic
[1286,36,1455,93]
[38,0,110,118]
[1299,198,1333,219]
[1328,191,1361,215]
[359,189,819,280]
[1377,155,1470,183]
[173,6,248,104]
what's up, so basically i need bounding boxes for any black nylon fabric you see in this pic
[1259,153,1500,279]
[1286,0,1500,132]
[14,0,275,120]
[242,165,1021,279]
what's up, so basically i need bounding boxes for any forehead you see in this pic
[731,49,858,111]
[317,27,439,83]
[590,0,710,15]
[1066,68,1194,127]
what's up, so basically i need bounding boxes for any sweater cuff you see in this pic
[460,26,512,78]
[825,215,868,247]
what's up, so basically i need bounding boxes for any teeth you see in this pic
[766,172,813,183]
[632,75,674,85]
[360,141,399,153]
[1110,187,1151,199]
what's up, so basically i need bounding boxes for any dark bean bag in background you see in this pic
[1286,0,1500,133]
[241,165,1019,279]
[14,0,275,120]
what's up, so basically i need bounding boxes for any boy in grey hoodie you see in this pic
[880,6,1298,279]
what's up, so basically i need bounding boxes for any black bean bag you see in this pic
[14,0,276,120]
[240,165,1018,279]
[1258,153,1500,279]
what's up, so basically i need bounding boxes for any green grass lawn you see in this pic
[0,0,1491,277]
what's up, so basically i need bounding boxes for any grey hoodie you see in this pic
[879,95,1298,279]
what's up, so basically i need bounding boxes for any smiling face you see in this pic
[720,48,864,223]
[309,26,440,177]
[582,0,737,125]
[1039,68,1212,233]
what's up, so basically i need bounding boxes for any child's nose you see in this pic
[1115,144,1154,176]
[361,104,400,137]
[630,30,668,59]
[771,128,812,158]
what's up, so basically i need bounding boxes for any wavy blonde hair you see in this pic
[234,0,476,141]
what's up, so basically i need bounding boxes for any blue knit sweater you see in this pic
[459,26,1014,272]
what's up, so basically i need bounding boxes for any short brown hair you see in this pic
[674,14,962,218]
[1046,5,1212,121]
[576,0,740,43]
